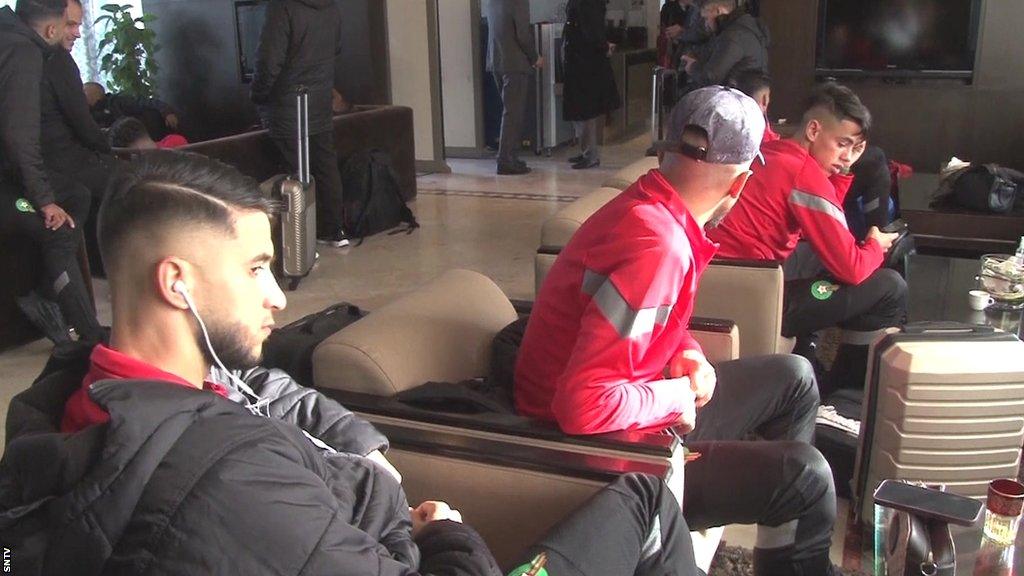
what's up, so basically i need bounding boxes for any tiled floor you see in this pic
[0,131,859,568]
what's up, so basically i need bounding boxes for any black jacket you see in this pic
[251,0,341,138]
[0,343,501,575]
[0,6,58,208]
[562,0,621,122]
[41,50,112,172]
[690,10,769,88]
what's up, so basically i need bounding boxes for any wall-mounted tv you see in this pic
[816,0,983,80]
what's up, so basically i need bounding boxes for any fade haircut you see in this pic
[729,70,771,99]
[108,116,151,148]
[802,82,872,137]
[98,151,276,276]
[15,0,66,26]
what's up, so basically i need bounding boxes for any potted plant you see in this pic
[96,3,159,98]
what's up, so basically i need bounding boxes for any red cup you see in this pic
[987,479,1024,517]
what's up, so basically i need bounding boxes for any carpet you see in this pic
[707,545,868,576]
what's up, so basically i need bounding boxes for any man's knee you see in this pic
[782,443,835,505]
[772,354,820,406]
[869,268,908,322]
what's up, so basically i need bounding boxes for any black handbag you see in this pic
[950,164,1021,214]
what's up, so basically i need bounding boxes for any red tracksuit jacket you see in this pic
[515,169,715,435]
[708,138,883,285]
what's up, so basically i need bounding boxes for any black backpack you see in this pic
[340,150,419,244]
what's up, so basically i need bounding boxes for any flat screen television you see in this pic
[816,0,983,80]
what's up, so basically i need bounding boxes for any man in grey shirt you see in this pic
[485,0,543,175]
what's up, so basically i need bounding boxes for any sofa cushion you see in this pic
[312,269,518,395]
[603,157,658,191]
[539,187,621,249]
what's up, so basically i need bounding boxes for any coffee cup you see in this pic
[970,290,995,311]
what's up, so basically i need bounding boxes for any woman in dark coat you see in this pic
[563,0,621,169]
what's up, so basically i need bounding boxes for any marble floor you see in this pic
[0,131,857,568]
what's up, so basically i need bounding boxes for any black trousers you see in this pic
[782,268,908,338]
[522,356,835,576]
[48,151,121,276]
[520,473,700,576]
[273,131,345,233]
[0,176,101,340]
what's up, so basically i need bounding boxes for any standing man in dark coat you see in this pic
[562,0,620,170]
[251,0,349,247]
[485,0,542,175]
[0,0,101,344]
[41,0,120,276]
[683,0,769,90]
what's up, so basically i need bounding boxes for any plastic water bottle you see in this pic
[1013,236,1024,267]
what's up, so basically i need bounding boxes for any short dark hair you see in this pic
[109,116,151,148]
[802,82,872,136]
[729,70,771,99]
[15,0,66,26]
[701,0,738,11]
[98,151,276,274]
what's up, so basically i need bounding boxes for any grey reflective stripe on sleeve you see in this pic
[788,189,849,230]
[755,519,799,549]
[862,198,881,213]
[53,271,70,295]
[640,515,663,562]
[582,270,674,339]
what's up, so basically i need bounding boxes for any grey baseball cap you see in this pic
[654,85,766,165]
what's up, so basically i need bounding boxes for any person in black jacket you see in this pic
[251,0,349,247]
[0,151,707,576]
[562,0,620,170]
[0,0,101,344]
[41,0,121,277]
[682,0,769,90]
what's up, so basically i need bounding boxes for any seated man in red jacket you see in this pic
[706,82,907,395]
[516,87,841,576]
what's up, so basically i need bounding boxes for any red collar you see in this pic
[641,169,719,268]
[87,344,229,397]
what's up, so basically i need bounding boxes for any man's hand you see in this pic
[39,203,74,231]
[410,501,463,538]
[866,226,900,253]
[671,380,698,433]
[668,350,717,408]
[680,54,697,73]
[165,113,179,130]
[664,24,684,40]
[366,449,402,483]
[534,56,545,69]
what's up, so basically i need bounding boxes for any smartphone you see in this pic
[881,219,908,234]
[873,480,983,527]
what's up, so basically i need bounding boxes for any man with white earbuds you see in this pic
[1,151,717,576]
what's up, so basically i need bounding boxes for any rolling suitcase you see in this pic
[853,322,1024,523]
[265,87,317,291]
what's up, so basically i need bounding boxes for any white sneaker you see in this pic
[816,405,861,436]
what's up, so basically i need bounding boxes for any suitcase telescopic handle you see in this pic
[295,86,310,186]
[902,321,997,335]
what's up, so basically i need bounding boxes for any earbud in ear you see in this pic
[172,281,188,297]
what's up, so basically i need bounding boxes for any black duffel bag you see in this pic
[934,163,1024,214]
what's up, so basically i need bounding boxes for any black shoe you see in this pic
[17,291,72,344]
[568,154,585,164]
[497,163,531,175]
[571,157,600,170]
[317,229,351,247]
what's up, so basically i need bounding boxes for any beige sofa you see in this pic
[312,268,727,570]
[535,157,795,357]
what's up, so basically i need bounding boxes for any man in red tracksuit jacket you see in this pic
[516,87,842,576]
[707,83,907,395]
